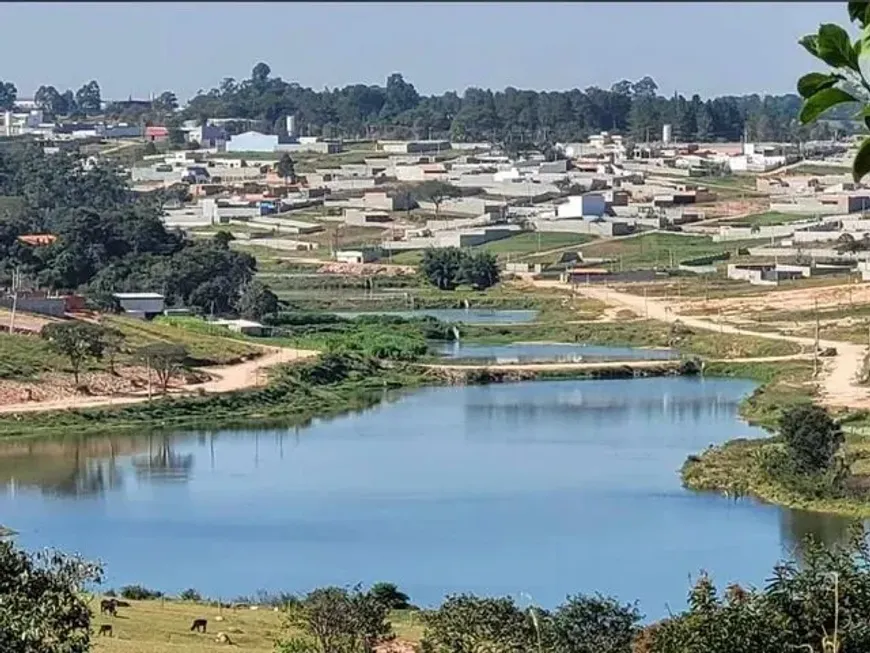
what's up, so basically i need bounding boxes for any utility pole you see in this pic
[8,265,20,333]
[813,297,820,378]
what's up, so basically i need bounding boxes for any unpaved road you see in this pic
[0,345,318,415]
[532,279,869,409]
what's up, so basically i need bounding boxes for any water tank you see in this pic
[286,115,296,137]
[662,124,672,144]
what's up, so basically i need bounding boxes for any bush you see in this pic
[119,584,164,600]
[179,588,202,602]
[370,582,412,610]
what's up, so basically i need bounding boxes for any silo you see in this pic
[662,124,672,144]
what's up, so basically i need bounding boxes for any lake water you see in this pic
[0,378,854,618]
[433,341,678,363]
[334,308,539,324]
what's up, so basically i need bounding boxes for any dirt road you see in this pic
[0,345,318,415]
[532,280,868,409]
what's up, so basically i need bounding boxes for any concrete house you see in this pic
[555,194,607,219]
[113,292,165,319]
[226,131,280,153]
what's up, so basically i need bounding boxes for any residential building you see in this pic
[363,191,414,212]
[187,124,228,149]
[113,292,165,319]
[336,249,380,264]
[145,126,169,142]
[379,139,451,154]
[555,194,607,219]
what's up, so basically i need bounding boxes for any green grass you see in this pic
[785,163,852,176]
[720,211,820,228]
[580,232,769,270]
[477,232,595,260]
[0,332,57,380]
[106,317,264,366]
[88,595,424,653]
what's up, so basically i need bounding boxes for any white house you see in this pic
[555,194,607,219]
[113,292,165,319]
[226,131,279,153]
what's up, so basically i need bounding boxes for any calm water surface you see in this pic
[433,341,678,363]
[0,378,854,617]
[333,308,539,324]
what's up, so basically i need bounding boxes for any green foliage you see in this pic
[0,539,101,653]
[421,595,536,653]
[780,403,845,473]
[421,248,500,291]
[412,181,461,215]
[547,595,642,653]
[276,154,297,183]
[179,588,202,602]
[119,584,163,600]
[796,5,870,180]
[238,279,280,321]
[137,342,188,393]
[40,321,107,384]
[277,585,393,653]
[369,583,412,611]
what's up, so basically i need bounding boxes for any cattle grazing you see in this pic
[99,599,117,616]
[98,624,113,637]
[190,618,208,633]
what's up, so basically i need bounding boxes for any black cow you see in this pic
[98,624,113,637]
[99,599,117,617]
[190,618,207,633]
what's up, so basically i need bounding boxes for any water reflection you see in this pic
[0,433,194,497]
[779,508,858,563]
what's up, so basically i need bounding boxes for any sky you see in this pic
[0,2,852,102]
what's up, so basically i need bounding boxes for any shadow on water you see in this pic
[779,508,859,563]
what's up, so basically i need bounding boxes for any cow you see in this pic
[98,624,113,637]
[99,599,117,617]
[190,618,208,633]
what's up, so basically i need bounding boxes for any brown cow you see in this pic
[99,599,117,616]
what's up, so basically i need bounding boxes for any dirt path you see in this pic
[532,279,869,409]
[0,345,319,415]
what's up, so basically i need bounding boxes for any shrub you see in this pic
[119,584,164,600]
[179,588,202,602]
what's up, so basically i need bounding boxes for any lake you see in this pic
[0,377,854,618]
[433,341,678,363]
[333,308,539,324]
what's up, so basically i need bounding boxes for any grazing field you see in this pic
[88,596,425,653]
[580,232,768,270]
[478,232,595,259]
[719,211,818,228]
[106,317,263,366]
[0,332,57,380]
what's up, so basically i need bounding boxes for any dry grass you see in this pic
[89,597,424,653]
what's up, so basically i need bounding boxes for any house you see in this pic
[187,124,228,149]
[363,191,414,212]
[555,194,607,219]
[336,249,380,264]
[145,126,170,142]
[97,123,142,139]
[212,318,270,336]
[226,131,280,153]
[113,292,166,319]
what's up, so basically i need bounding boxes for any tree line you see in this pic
[1,63,858,145]
[0,142,277,316]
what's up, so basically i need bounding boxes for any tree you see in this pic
[459,250,500,290]
[779,403,844,473]
[276,153,297,184]
[102,327,125,376]
[421,247,464,290]
[369,583,411,611]
[0,80,16,111]
[252,62,272,85]
[0,539,102,653]
[34,85,65,117]
[412,181,462,218]
[546,595,642,653]
[153,90,178,112]
[75,80,102,115]
[795,5,867,180]
[138,343,188,394]
[277,586,393,653]
[237,279,279,320]
[41,322,106,385]
[213,230,235,249]
[421,595,536,653]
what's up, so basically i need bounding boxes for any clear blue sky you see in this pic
[0,2,850,102]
